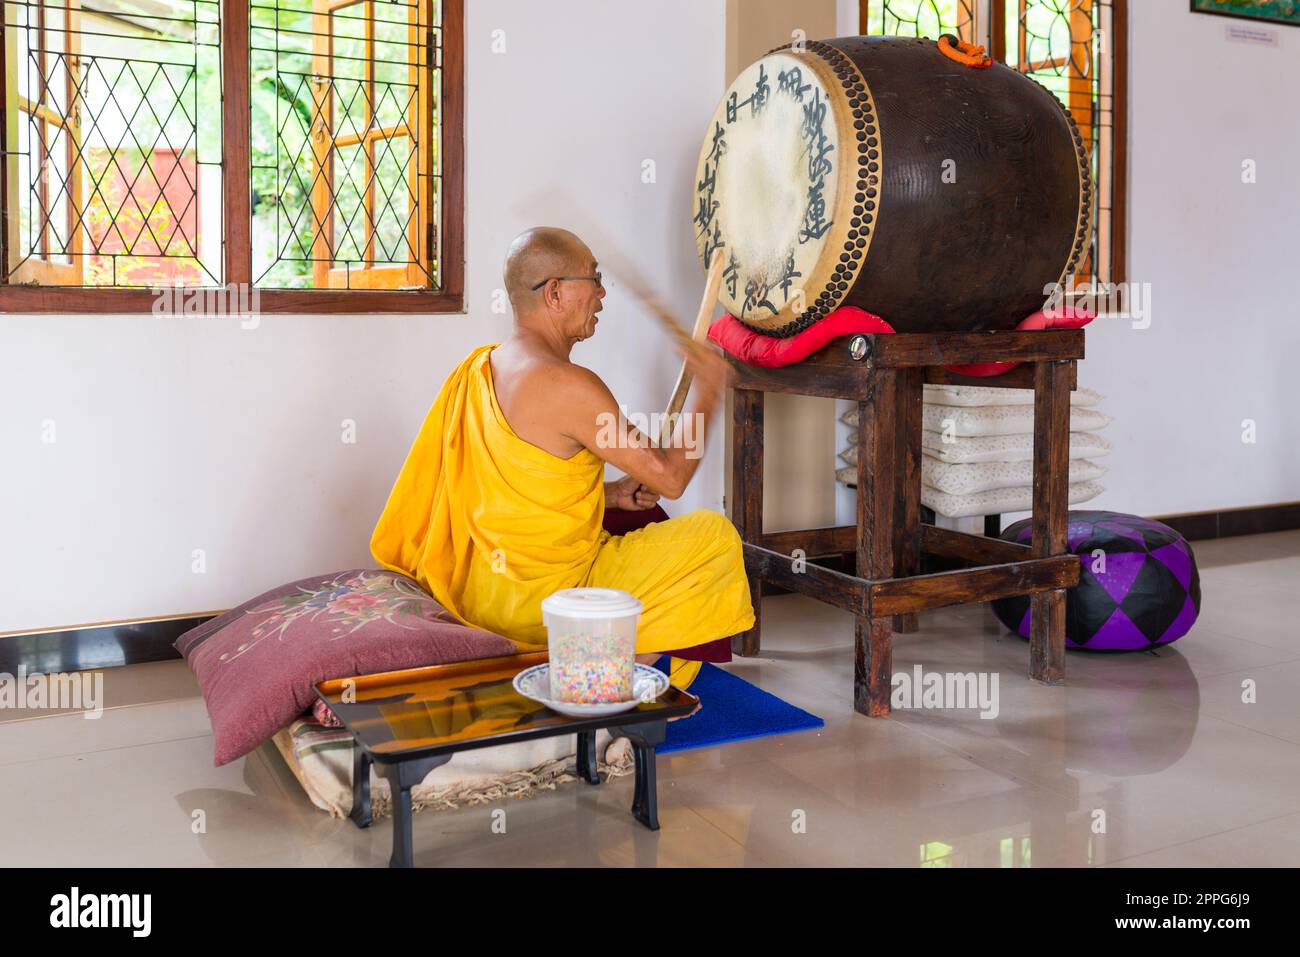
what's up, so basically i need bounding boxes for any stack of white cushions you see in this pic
[835,384,1110,518]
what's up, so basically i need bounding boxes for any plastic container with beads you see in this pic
[541,588,643,704]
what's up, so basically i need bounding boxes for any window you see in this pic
[860,0,1127,287]
[0,0,463,312]
[3,1,218,291]
[864,0,979,43]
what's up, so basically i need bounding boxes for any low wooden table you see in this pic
[316,652,698,868]
[729,330,1084,716]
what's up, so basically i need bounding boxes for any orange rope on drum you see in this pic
[937,33,993,69]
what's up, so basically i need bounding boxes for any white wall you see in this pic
[0,0,726,632]
[1081,0,1300,518]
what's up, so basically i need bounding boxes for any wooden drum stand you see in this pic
[727,329,1084,717]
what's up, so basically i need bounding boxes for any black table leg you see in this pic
[610,721,666,831]
[377,754,451,868]
[387,767,416,869]
[576,730,600,785]
[350,747,373,829]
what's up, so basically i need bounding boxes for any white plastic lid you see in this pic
[541,587,643,620]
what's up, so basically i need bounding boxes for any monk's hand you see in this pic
[607,475,660,511]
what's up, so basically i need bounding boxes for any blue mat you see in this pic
[652,659,824,754]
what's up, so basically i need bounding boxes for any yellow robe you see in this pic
[370,345,755,661]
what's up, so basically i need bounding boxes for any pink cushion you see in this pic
[175,569,518,765]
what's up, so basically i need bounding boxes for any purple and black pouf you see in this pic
[991,510,1201,651]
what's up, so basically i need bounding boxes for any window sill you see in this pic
[0,287,466,315]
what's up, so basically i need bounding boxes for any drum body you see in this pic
[693,36,1091,336]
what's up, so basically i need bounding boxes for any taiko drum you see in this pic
[693,35,1091,336]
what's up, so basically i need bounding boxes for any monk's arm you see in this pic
[560,364,722,501]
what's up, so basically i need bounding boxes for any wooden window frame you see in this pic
[309,0,430,292]
[990,0,1128,287]
[0,0,463,313]
[9,0,82,286]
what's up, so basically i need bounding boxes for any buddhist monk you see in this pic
[370,227,755,689]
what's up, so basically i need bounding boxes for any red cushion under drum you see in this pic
[946,305,1095,376]
[708,306,894,367]
[708,304,1093,373]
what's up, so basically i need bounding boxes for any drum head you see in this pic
[693,50,859,336]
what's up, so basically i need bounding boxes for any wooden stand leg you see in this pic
[893,367,923,634]
[855,368,899,716]
[1030,360,1071,684]
[732,388,764,657]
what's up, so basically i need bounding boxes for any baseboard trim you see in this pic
[3,501,1296,675]
[0,614,212,676]
[1151,501,1300,542]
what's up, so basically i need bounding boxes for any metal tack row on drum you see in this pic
[693,35,1093,337]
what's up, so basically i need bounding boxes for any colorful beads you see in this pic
[548,633,634,704]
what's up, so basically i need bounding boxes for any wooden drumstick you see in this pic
[657,249,726,447]
[639,290,703,354]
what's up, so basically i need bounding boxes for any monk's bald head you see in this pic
[503,227,593,304]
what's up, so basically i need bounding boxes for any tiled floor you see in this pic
[2,530,1298,867]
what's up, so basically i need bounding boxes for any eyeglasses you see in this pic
[530,273,603,292]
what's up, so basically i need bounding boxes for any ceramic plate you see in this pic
[512,663,670,718]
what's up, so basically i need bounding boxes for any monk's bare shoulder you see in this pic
[493,346,562,402]
[555,362,615,405]
[491,349,615,457]
[502,349,606,397]
[501,353,602,399]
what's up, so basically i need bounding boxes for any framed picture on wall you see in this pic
[1191,0,1300,27]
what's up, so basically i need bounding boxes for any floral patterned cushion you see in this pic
[175,569,518,765]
